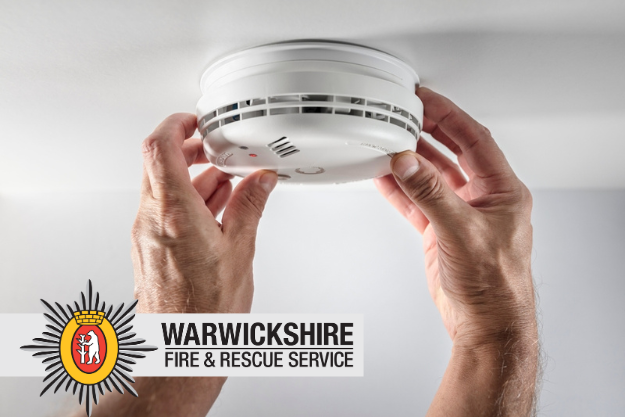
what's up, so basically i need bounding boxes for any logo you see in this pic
[21,281,157,416]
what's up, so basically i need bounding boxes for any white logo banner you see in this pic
[3,314,364,377]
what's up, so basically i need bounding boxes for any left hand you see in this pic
[89,113,278,417]
[131,113,278,315]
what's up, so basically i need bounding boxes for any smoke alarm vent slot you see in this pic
[336,96,363,105]
[249,98,266,106]
[267,137,300,158]
[222,116,236,126]
[341,109,363,117]
[280,149,300,158]
[302,107,331,113]
[392,106,409,119]
[276,146,296,155]
[367,100,390,112]
[272,142,291,151]
[202,111,216,125]
[390,117,406,129]
[409,114,422,132]
[365,111,388,122]
[206,122,219,134]
[270,107,300,115]
[302,95,333,102]
[268,137,289,147]
[218,104,236,115]
[335,96,364,116]
[269,95,300,104]
[242,110,266,119]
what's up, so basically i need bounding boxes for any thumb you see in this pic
[222,170,278,242]
[391,151,467,230]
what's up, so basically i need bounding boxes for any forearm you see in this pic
[427,327,539,417]
[79,376,226,417]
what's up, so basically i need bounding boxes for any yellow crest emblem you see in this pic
[21,280,157,416]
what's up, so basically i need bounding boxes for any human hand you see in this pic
[375,88,538,415]
[87,114,277,417]
[131,113,277,315]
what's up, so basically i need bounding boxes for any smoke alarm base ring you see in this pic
[197,41,423,184]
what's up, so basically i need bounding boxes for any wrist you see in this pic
[452,323,538,374]
[452,311,538,353]
[134,272,255,314]
[452,269,538,350]
[431,328,539,417]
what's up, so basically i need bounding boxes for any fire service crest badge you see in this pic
[21,280,157,415]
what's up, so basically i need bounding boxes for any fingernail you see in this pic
[393,154,420,180]
[259,171,278,192]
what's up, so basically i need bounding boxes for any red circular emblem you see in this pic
[71,325,107,374]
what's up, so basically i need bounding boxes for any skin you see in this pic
[77,87,538,416]
[86,114,279,416]
[375,88,538,416]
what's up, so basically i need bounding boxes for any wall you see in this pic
[0,188,623,416]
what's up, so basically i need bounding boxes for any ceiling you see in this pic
[1,0,624,192]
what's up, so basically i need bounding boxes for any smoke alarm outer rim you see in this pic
[200,41,420,93]
[195,41,423,184]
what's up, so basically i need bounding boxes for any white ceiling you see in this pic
[1,0,624,192]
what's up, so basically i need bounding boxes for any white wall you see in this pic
[1,188,623,416]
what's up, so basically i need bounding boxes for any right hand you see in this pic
[374,87,536,350]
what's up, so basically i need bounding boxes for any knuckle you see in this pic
[134,198,194,241]
[520,183,533,208]
[130,218,143,244]
[157,207,192,239]
[237,189,266,219]
[408,171,445,204]
[509,181,533,211]
[481,123,492,137]
[141,135,164,156]
[230,233,257,256]
[154,182,186,205]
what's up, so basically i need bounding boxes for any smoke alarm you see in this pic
[196,41,423,184]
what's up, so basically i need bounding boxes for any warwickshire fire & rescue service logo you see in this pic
[21,280,157,416]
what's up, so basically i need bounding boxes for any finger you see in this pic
[182,139,209,167]
[422,115,461,155]
[206,180,233,217]
[417,87,513,180]
[422,118,477,179]
[192,166,234,202]
[222,171,278,244]
[391,151,469,232]
[142,113,197,200]
[456,154,476,179]
[416,138,467,191]
[374,174,430,233]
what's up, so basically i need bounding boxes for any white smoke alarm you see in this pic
[196,41,423,184]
